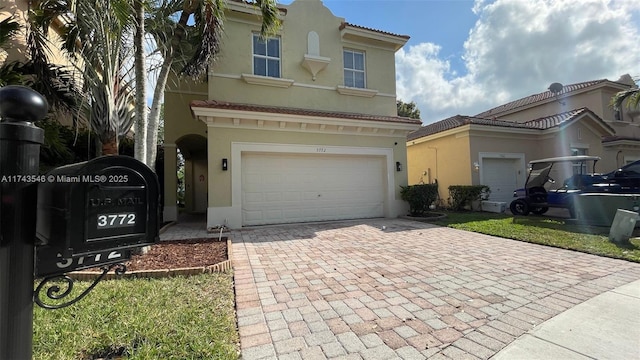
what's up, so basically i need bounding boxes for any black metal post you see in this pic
[0,86,47,359]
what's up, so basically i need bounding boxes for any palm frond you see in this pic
[255,0,281,37]
[179,0,224,78]
[611,88,640,111]
[0,61,24,87]
[26,0,84,120]
[0,15,21,47]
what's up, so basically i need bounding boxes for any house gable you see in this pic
[208,0,408,117]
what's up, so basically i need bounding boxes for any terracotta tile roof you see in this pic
[475,79,632,118]
[339,22,410,40]
[407,115,533,141]
[407,107,612,141]
[190,100,422,125]
[523,108,588,129]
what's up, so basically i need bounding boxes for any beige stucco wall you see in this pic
[163,77,208,216]
[209,0,399,116]
[164,78,208,144]
[407,130,472,204]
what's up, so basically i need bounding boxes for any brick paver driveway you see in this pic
[231,219,640,359]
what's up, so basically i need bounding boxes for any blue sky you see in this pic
[279,0,640,124]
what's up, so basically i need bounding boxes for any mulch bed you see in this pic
[124,238,228,271]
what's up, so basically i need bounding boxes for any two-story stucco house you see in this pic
[163,0,421,228]
[407,75,639,204]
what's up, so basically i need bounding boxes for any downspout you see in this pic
[428,146,438,182]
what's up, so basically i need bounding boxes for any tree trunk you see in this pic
[133,0,148,165]
[146,54,173,168]
[145,4,193,167]
[102,137,119,155]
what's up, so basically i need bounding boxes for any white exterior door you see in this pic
[482,158,521,203]
[241,153,385,226]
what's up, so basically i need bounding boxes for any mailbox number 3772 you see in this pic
[97,213,136,228]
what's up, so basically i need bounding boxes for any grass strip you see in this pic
[427,211,640,263]
[33,273,239,360]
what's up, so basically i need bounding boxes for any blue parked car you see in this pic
[597,160,640,193]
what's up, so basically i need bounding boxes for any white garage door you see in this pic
[242,153,385,226]
[482,158,520,203]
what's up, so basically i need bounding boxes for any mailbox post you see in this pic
[0,86,47,359]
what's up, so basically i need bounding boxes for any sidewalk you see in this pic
[492,279,640,360]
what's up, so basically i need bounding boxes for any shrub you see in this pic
[448,185,490,211]
[400,183,439,216]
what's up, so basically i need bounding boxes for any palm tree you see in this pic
[142,0,281,166]
[30,0,136,155]
[28,0,281,161]
[133,0,148,163]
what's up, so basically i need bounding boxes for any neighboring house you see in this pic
[163,0,421,228]
[407,75,640,204]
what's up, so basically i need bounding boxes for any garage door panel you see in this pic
[282,192,300,202]
[264,210,283,221]
[244,192,265,203]
[265,192,282,201]
[243,210,264,222]
[242,153,385,226]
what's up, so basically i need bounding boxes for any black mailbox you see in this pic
[36,156,160,266]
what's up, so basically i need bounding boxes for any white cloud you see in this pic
[397,0,640,124]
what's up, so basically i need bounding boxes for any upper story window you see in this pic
[343,49,365,88]
[571,147,588,174]
[253,34,280,78]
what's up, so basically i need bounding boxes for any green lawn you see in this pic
[33,273,239,360]
[425,211,640,263]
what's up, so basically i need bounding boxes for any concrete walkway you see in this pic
[493,279,640,360]
[228,218,640,359]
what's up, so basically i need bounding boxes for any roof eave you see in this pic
[340,25,409,51]
[190,103,421,132]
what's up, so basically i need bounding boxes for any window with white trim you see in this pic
[253,34,280,78]
[343,49,365,88]
[571,148,588,174]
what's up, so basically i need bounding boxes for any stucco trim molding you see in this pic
[336,85,378,98]
[192,108,419,137]
[241,73,295,88]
